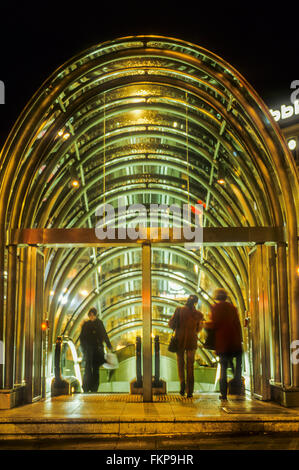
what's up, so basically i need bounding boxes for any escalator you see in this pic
[51,336,82,396]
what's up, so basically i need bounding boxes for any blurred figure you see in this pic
[79,307,113,392]
[204,288,243,401]
[169,295,203,398]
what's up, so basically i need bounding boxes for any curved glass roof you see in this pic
[1,35,297,366]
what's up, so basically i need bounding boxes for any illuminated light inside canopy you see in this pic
[288,138,297,150]
[71,179,80,188]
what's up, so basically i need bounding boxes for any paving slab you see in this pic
[0,392,299,444]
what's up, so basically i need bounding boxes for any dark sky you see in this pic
[0,2,298,147]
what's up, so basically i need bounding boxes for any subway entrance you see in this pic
[6,225,287,404]
[0,36,297,408]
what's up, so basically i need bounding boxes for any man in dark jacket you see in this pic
[79,307,113,392]
[204,288,243,401]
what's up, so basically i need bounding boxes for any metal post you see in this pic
[142,242,152,402]
[42,324,48,398]
[15,248,26,385]
[269,246,281,384]
[136,336,142,388]
[0,243,5,388]
[154,335,160,387]
[24,246,36,402]
[5,246,17,389]
[277,243,291,387]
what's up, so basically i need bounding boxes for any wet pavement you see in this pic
[1,392,299,450]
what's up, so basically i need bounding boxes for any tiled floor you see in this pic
[1,393,299,449]
[0,392,297,419]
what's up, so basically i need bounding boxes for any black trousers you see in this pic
[218,351,242,398]
[83,347,104,392]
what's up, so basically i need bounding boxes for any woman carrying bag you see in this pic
[168,295,203,398]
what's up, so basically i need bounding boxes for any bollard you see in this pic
[136,336,142,388]
[154,335,160,387]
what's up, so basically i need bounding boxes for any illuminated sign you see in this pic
[0,81,4,104]
[270,100,299,122]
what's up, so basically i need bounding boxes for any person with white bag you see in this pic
[79,307,113,392]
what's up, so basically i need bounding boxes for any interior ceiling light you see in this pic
[217,161,227,185]
[69,166,80,188]
[71,179,80,188]
[288,138,297,150]
[80,289,89,297]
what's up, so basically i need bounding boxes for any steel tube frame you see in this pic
[142,243,152,402]
[0,35,297,399]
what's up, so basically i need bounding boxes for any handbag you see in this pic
[168,308,180,353]
[203,328,216,350]
[168,334,178,353]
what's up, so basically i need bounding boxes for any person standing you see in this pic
[204,288,243,401]
[79,307,113,393]
[168,295,203,398]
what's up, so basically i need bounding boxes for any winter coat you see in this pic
[169,305,203,351]
[205,301,242,355]
[79,318,112,353]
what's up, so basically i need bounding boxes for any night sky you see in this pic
[0,2,298,147]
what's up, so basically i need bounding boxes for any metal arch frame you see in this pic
[22,119,262,229]
[43,228,248,330]
[47,242,243,303]
[0,35,298,392]
[59,267,208,339]
[48,244,247,342]
[19,84,272,229]
[7,70,278,228]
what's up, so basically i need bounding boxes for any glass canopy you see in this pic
[1,36,297,391]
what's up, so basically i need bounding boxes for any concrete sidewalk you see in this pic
[1,392,299,449]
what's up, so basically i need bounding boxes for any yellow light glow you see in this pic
[80,289,88,297]
[41,320,49,331]
[217,178,226,185]
[63,132,70,139]
[71,179,79,188]
[57,130,64,136]
[288,138,297,150]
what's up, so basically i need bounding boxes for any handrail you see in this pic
[53,335,82,387]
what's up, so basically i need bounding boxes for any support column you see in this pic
[24,246,36,403]
[269,243,299,406]
[4,246,17,389]
[289,238,299,388]
[269,246,281,383]
[277,243,291,387]
[15,248,26,384]
[142,242,152,402]
[0,244,5,388]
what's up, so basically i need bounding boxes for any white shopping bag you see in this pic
[103,351,119,369]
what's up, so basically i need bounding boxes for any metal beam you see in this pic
[8,226,286,247]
